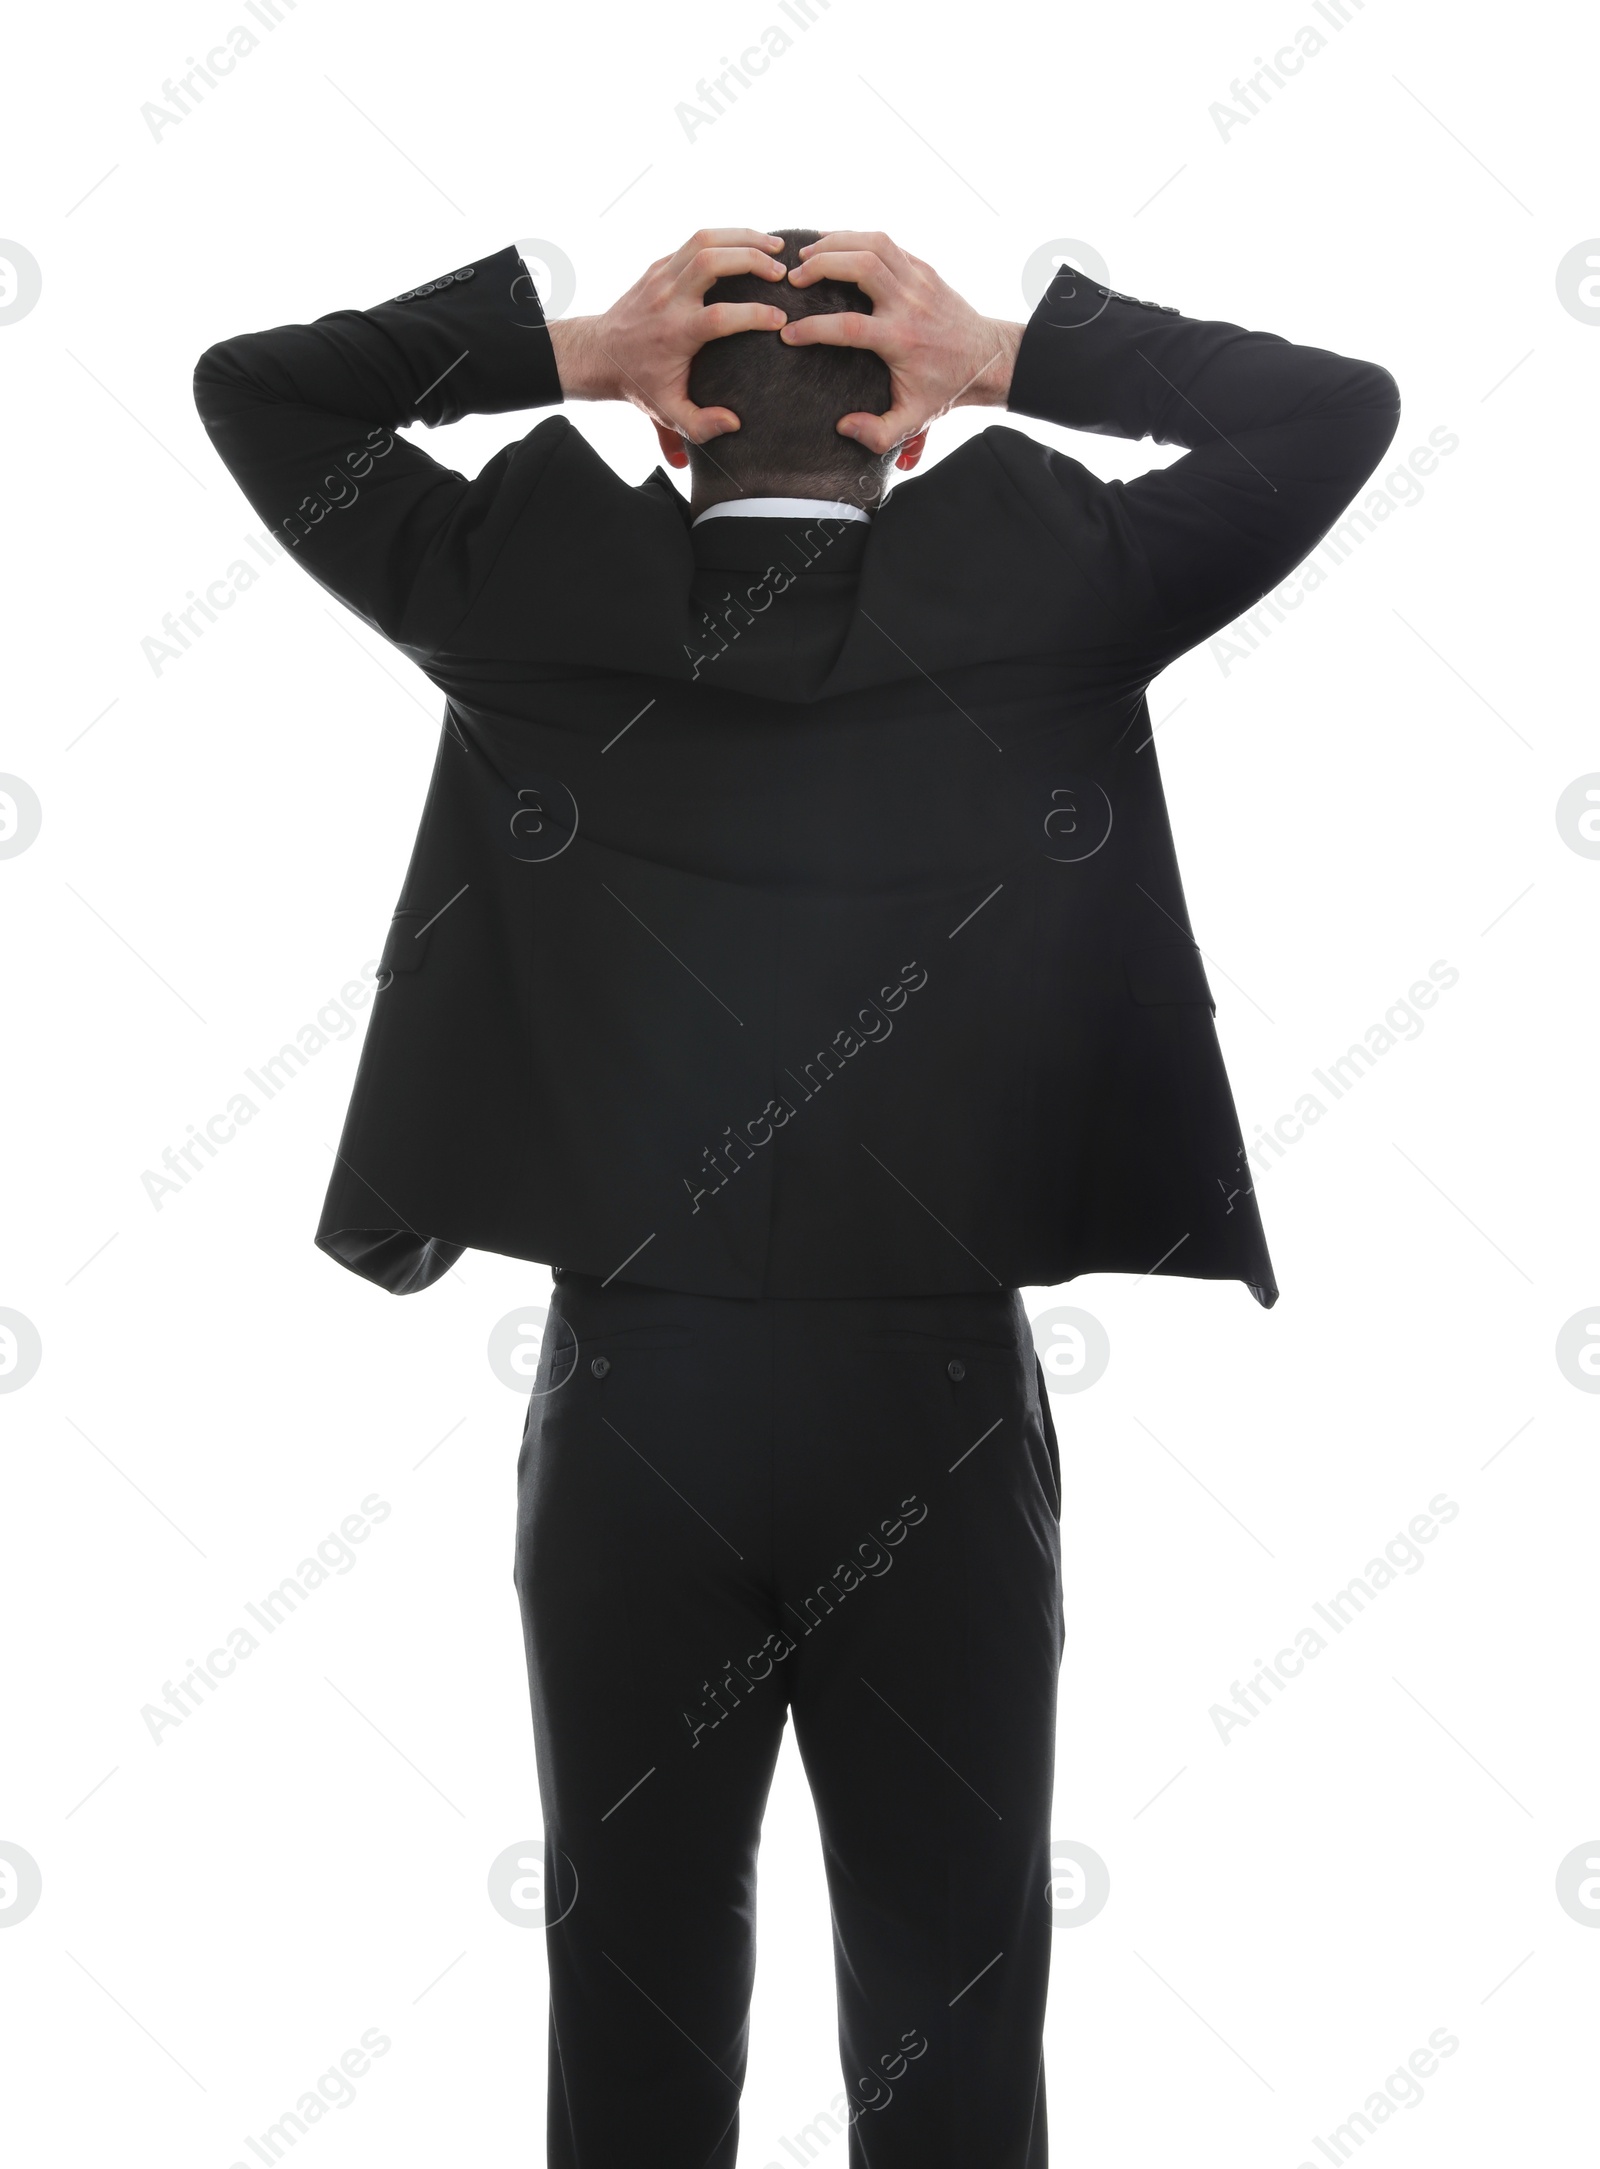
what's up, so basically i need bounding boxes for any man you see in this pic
[195,228,1399,2166]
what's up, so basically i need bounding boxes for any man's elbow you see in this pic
[1361,360,1402,417]
[1340,356,1401,421]
[193,343,225,423]
[192,336,253,425]
[1339,359,1402,467]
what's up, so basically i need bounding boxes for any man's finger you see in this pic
[835,405,921,457]
[680,245,791,295]
[696,301,790,343]
[796,230,912,278]
[787,251,898,302]
[779,311,884,353]
[666,228,784,274]
[659,400,743,447]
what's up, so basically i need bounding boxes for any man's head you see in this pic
[657,228,923,512]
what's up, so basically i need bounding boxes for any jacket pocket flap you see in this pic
[376,907,432,985]
[1124,938,1215,1011]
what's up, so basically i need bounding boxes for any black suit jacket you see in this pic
[193,245,1399,1303]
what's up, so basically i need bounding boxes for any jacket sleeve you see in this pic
[192,244,565,659]
[1002,264,1401,673]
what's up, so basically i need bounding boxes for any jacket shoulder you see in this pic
[878,423,1142,625]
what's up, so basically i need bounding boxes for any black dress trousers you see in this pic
[513,1272,1065,2168]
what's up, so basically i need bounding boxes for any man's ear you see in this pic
[653,420,690,470]
[894,428,930,473]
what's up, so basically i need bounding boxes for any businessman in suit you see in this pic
[195,227,1400,2167]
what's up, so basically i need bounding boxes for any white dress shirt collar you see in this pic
[691,495,872,528]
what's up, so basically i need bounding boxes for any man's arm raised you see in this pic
[193,243,566,655]
[786,229,1400,669]
[193,231,788,656]
[1004,259,1400,668]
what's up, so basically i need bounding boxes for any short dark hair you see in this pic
[685,227,891,500]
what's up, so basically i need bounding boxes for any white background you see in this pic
[2,0,1596,2163]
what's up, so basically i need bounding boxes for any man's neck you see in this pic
[688,483,882,521]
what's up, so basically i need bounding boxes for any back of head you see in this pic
[685,228,892,504]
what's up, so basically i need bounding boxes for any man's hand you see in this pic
[548,229,789,444]
[782,231,1023,455]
